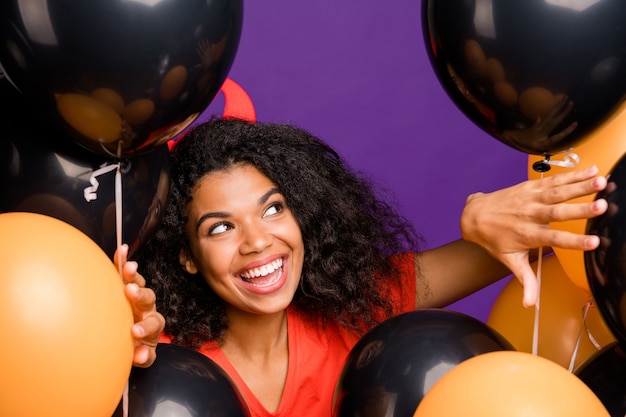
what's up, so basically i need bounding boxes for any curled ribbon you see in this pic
[567,300,602,373]
[547,152,580,168]
[83,164,119,202]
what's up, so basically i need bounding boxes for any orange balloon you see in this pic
[487,255,615,370]
[528,101,626,292]
[0,212,134,417]
[56,93,123,143]
[413,351,610,417]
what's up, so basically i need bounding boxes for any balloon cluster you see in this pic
[523,83,626,416]
[0,1,243,416]
[0,0,243,157]
[0,78,172,260]
[332,309,612,417]
[332,309,514,417]
[332,3,626,414]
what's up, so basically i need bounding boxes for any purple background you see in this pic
[199,1,529,322]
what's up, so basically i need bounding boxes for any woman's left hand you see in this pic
[114,244,165,367]
[461,165,608,308]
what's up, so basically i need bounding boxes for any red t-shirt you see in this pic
[161,253,416,417]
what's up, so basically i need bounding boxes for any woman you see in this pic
[141,118,607,416]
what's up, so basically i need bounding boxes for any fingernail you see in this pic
[126,282,139,295]
[584,236,600,250]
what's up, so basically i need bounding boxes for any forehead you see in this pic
[190,164,277,207]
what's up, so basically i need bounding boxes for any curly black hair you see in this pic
[140,118,423,348]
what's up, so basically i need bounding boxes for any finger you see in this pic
[538,172,607,204]
[131,313,164,367]
[126,284,157,314]
[122,262,146,286]
[521,271,538,309]
[539,165,603,188]
[132,313,165,343]
[113,244,129,270]
[534,228,601,252]
[498,253,538,307]
[540,197,608,223]
[133,344,156,367]
[510,262,539,308]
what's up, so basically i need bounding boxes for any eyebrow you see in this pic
[194,187,281,231]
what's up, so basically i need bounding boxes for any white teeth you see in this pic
[241,258,283,279]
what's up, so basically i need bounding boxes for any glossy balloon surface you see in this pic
[585,153,626,348]
[528,101,626,293]
[488,255,615,370]
[332,309,514,417]
[0,0,243,157]
[423,0,626,156]
[575,342,626,416]
[414,351,610,417]
[0,79,170,260]
[0,212,134,417]
[112,343,250,417]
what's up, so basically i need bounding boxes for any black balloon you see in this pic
[332,309,515,417]
[575,341,626,416]
[0,0,243,157]
[422,0,626,157]
[112,343,250,417]
[0,79,170,260]
[585,153,626,348]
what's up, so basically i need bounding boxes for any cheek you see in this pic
[287,223,305,268]
[197,245,233,277]
[199,257,236,299]
[280,219,303,249]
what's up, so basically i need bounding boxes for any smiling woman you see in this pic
[179,164,304,313]
[139,117,607,417]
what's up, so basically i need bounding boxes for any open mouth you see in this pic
[239,257,284,288]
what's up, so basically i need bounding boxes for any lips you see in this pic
[238,257,287,292]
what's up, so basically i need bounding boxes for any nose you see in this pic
[239,221,273,254]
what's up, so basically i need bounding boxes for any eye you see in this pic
[263,202,284,217]
[208,222,233,235]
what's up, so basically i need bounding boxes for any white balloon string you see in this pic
[115,143,129,417]
[116,162,123,277]
[584,302,603,350]
[547,152,580,168]
[567,300,592,372]
[83,144,127,416]
[123,381,129,417]
[531,246,543,356]
[84,164,118,202]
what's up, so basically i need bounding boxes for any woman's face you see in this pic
[181,164,304,316]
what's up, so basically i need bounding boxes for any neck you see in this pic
[220,308,290,412]
[221,308,289,358]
